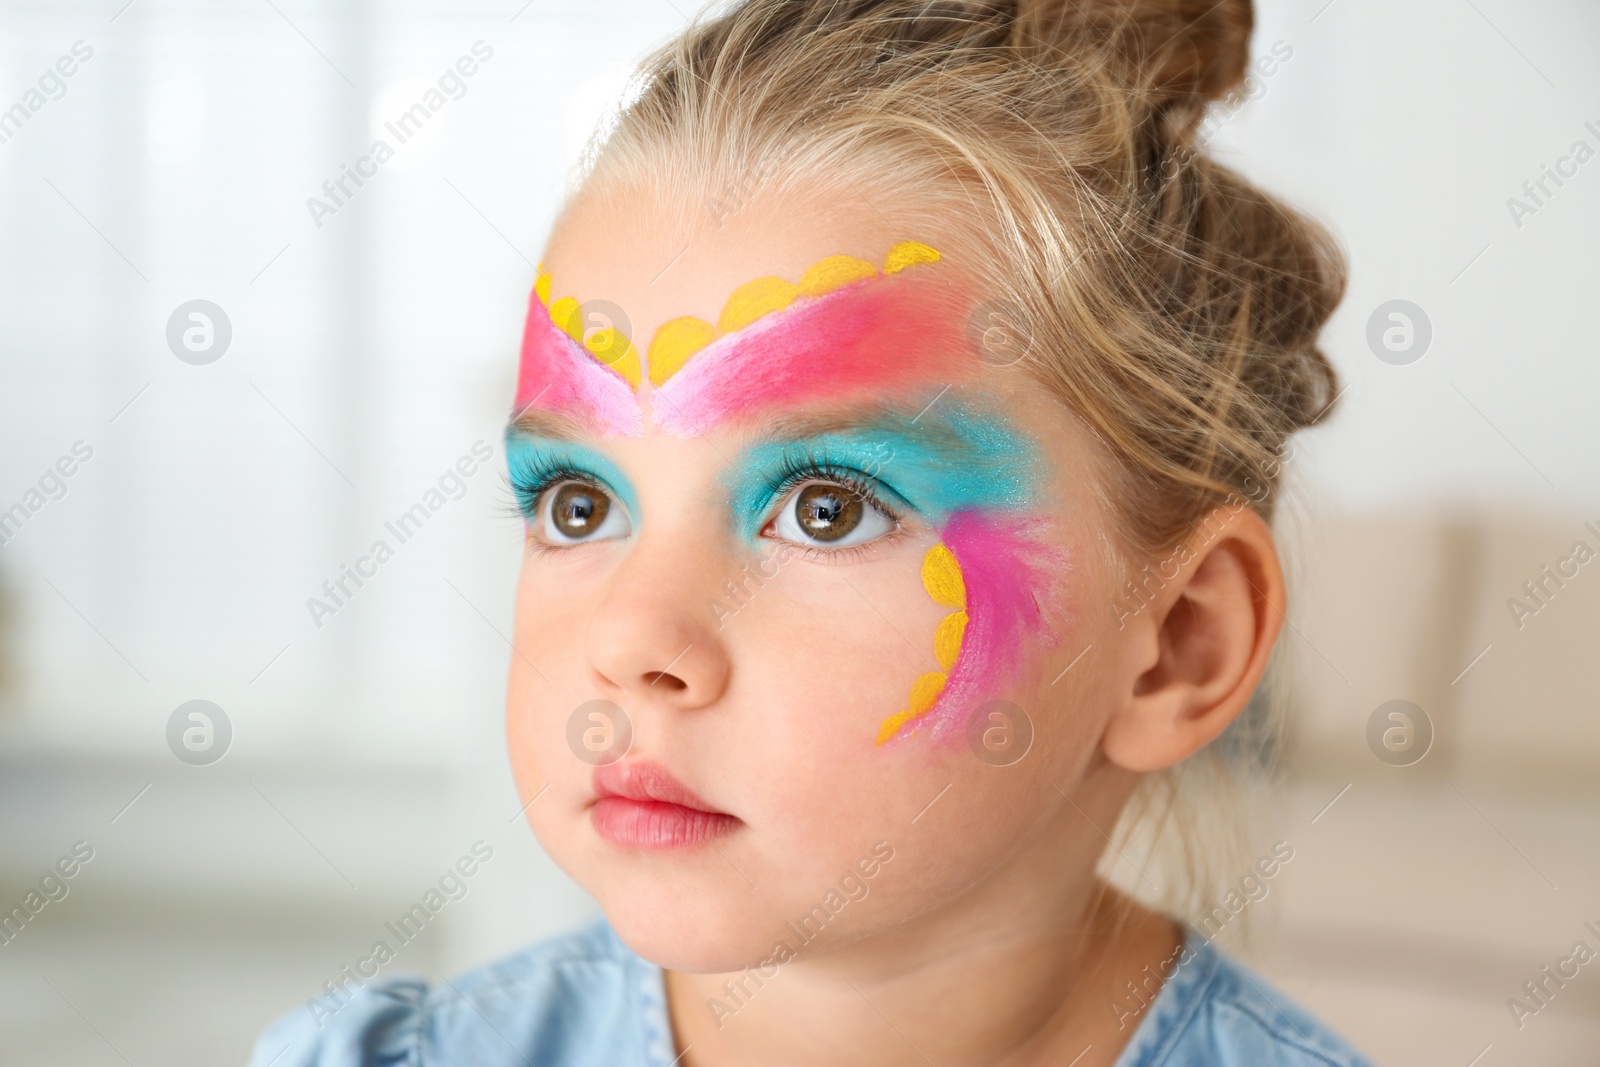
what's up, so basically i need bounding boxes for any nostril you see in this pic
[644,671,688,691]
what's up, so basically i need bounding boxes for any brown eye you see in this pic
[769,479,896,550]
[549,482,610,540]
[794,483,864,543]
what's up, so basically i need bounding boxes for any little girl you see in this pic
[252,1,1371,1063]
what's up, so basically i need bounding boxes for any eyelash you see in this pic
[506,458,615,557]
[759,457,907,560]
[508,459,589,517]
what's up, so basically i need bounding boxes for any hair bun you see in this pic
[1019,0,1254,103]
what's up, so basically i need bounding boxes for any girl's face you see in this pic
[506,188,1133,972]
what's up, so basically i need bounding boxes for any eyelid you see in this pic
[750,442,913,516]
[508,472,631,557]
[764,464,905,523]
[504,432,639,522]
[758,467,907,558]
[509,459,610,522]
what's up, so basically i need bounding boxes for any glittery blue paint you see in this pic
[723,399,1040,542]
[504,429,641,524]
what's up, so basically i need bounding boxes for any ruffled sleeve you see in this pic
[245,917,671,1066]
[247,976,427,1067]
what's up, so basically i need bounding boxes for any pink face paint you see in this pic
[514,289,642,436]
[917,511,1058,745]
[650,270,973,437]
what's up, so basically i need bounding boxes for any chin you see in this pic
[595,873,781,973]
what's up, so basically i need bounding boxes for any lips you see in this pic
[589,760,741,850]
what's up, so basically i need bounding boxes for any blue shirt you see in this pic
[248,917,1374,1066]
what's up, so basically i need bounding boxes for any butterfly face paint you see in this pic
[514,289,644,437]
[724,403,1036,541]
[880,512,1055,745]
[725,397,1058,746]
[513,242,950,437]
[511,240,1059,747]
[649,266,973,436]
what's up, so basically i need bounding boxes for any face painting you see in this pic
[510,240,1057,745]
[513,240,951,430]
[717,400,1057,744]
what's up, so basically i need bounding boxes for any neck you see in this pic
[664,777,1181,1067]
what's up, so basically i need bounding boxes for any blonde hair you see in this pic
[575,0,1347,929]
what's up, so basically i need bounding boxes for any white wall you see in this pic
[1230,0,1600,513]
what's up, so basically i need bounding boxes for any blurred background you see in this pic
[0,0,1596,1063]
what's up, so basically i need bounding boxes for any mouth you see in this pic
[589,760,741,851]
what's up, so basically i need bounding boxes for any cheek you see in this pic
[505,565,550,786]
[730,549,949,743]
[712,548,949,823]
[719,538,1047,812]
[1010,517,1128,778]
[505,556,600,794]
[732,515,1074,773]
[867,512,1067,748]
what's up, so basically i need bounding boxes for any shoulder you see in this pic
[1117,936,1375,1067]
[246,916,675,1067]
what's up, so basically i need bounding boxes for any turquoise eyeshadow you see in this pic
[723,399,1039,542]
[504,429,641,522]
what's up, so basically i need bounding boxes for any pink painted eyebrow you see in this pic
[513,288,642,436]
[650,269,974,437]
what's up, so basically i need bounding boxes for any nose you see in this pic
[584,537,732,712]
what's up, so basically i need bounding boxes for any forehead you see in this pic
[539,183,930,359]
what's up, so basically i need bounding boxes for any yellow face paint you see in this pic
[797,254,878,297]
[875,541,970,745]
[933,611,967,671]
[529,240,943,393]
[717,276,803,335]
[875,670,949,745]
[921,543,967,609]
[884,240,942,274]
[548,295,582,343]
[647,316,717,388]
[582,328,641,390]
[543,294,643,389]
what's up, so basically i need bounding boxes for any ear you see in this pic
[1101,504,1286,773]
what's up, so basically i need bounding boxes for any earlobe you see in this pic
[1101,506,1286,774]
